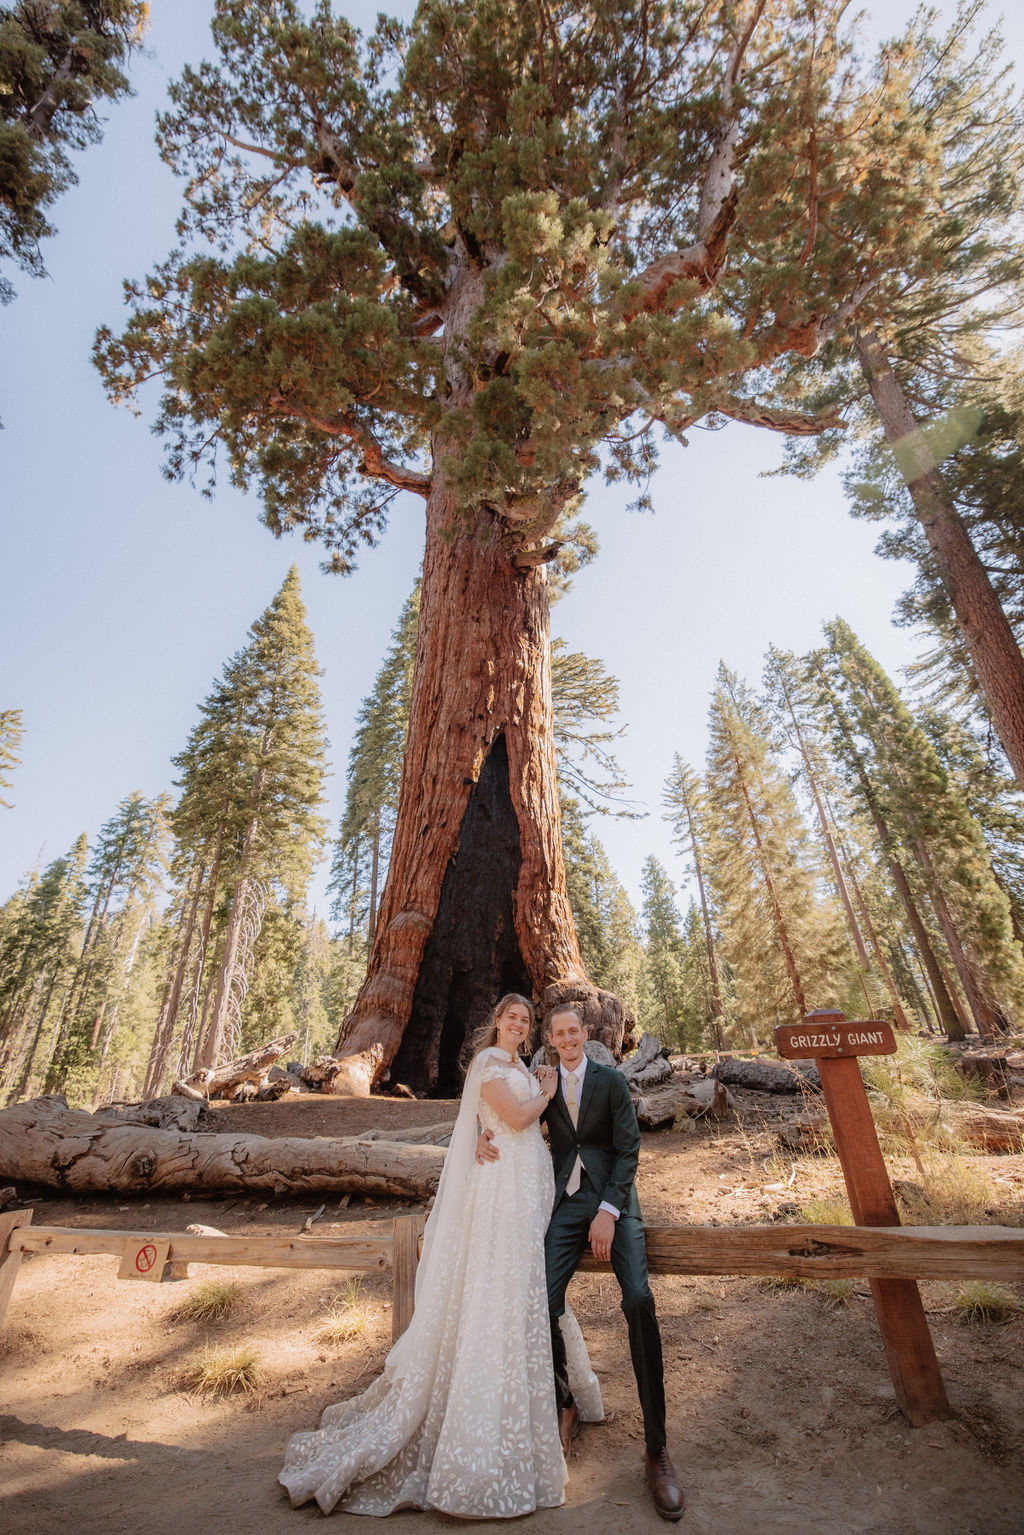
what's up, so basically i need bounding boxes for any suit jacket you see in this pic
[543,1058,642,1218]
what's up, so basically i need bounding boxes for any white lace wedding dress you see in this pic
[278,1046,602,1518]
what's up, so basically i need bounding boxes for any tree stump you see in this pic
[620,1033,674,1090]
[537,981,637,1058]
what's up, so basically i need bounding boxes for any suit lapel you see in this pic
[576,1059,599,1132]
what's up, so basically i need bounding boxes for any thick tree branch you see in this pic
[269,400,431,495]
[632,0,768,315]
[26,46,85,140]
[712,397,843,434]
[631,188,739,313]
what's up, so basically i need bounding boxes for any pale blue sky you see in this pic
[2,1,1021,923]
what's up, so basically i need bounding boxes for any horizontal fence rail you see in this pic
[3,1211,1022,1344]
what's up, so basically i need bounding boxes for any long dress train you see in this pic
[278,1046,602,1518]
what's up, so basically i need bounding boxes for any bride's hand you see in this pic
[535,1065,558,1099]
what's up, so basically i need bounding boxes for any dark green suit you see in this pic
[543,1058,666,1454]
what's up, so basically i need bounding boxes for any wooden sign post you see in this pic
[776,1009,951,1426]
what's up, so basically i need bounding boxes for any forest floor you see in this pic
[2,1085,1023,1535]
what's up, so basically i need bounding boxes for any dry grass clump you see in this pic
[313,1276,369,1347]
[894,1151,1020,1227]
[178,1344,265,1399]
[952,1281,1022,1325]
[170,1279,243,1324]
[799,1194,853,1227]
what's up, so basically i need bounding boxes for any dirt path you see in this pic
[2,1100,1022,1535]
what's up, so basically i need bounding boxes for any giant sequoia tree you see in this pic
[98,0,942,1090]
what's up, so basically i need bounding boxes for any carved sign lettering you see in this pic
[774,1020,897,1061]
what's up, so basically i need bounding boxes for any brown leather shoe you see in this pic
[644,1446,685,1521]
[558,1403,580,1457]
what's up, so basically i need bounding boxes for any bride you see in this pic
[278,992,602,1518]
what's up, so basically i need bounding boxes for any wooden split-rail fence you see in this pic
[1,1011,1022,1426]
[2,1209,1022,1389]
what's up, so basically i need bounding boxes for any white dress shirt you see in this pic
[559,1055,620,1219]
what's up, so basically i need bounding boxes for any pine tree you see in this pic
[97,0,950,1087]
[703,666,855,1042]
[640,856,686,1047]
[762,647,911,1028]
[329,584,419,947]
[0,708,22,806]
[551,641,635,817]
[677,899,720,1052]
[145,567,328,1089]
[45,790,169,1094]
[808,648,971,1039]
[823,619,1024,1037]
[776,7,1024,785]
[560,794,647,1022]
[0,1,148,300]
[0,833,88,1099]
[662,755,724,1047]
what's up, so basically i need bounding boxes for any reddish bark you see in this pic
[856,327,1024,791]
[336,482,597,1091]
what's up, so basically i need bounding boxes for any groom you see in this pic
[480,1004,684,1522]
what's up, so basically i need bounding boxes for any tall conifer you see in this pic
[704,666,855,1040]
[823,620,1024,1037]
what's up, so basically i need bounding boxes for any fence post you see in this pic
[777,1011,951,1426]
[391,1212,425,1342]
[0,1208,32,1330]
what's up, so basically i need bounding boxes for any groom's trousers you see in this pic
[545,1173,666,1455]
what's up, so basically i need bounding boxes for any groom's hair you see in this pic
[546,1004,585,1033]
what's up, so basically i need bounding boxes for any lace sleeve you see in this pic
[480,1061,510,1086]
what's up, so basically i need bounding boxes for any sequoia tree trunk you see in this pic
[336,482,588,1093]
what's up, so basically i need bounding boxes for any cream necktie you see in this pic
[565,1068,583,1197]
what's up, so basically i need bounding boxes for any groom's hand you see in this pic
[475,1128,499,1164]
[588,1209,615,1263]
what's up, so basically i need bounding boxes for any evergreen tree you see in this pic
[551,641,635,817]
[329,584,419,945]
[0,833,88,1099]
[777,6,1024,785]
[677,898,719,1052]
[762,646,911,1027]
[0,1,148,300]
[662,755,724,1047]
[45,790,169,1094]
[560,793,647,1022]
[0,708,22,806]
[97,0,949,1089]
[823,619,1024,1037]
[703,666,856,1042]
[640,855,686,1047]
[808,646,971,1038]
[145,567,328,1089]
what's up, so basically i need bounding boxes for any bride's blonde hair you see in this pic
[469,992,537,1061]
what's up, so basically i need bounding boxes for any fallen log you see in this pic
[91,1097,216,1133]
[898,1098,1024,1153]
[620,1033,674,1091]
[776,1098,1024,1154]
[0,1096,444,1199]
[713,1057,819,1095]
[358,1122,456,1147]
[634,1080,734,1129]
[172,1033,298,1100]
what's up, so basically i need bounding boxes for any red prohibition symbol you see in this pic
[135,1243,158,1274]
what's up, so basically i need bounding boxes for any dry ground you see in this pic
[2,1091,1023,1535]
